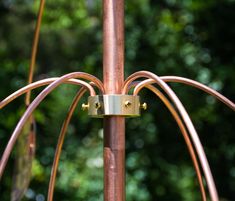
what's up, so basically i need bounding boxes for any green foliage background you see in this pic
[0,0,235,200]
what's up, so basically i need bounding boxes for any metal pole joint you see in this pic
[85,95,146,117]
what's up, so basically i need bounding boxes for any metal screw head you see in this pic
[82,103,89,111]
[140,102,147,110]
[124,101,131,108]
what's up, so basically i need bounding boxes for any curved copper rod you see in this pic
[47,87,87,201]
[0,78,97,109]
[136,83,206,201]
[162,76,235,110]
[0,72,98,179]
[125,71,219,201]
[136,77,235,111]
[123,75,234,111]
[25,0,46,105]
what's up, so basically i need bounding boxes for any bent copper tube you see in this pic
[0,78,95,109]
[135,82,206,201]
[25,0,46,105]
[0,72,98,179]
[123,75,235,111]
[47,87,87,201]
[125,71,219,201]
[0,73,105,109]
[135,77,235,110]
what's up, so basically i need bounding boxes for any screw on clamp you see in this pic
[81,103,89,111]
[86,95,143,118]
[140,102,147,110]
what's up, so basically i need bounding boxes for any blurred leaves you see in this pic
[0,0,235,201]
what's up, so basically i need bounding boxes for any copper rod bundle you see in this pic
[123,76,235,111]
[0,77,104,109]
[128,81,206,201]
[0,72,98,179]
[143,84,206,201]
[1,0,235,200]
[134,77,234,110]
[124,71,219,201]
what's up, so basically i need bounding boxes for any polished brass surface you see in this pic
[140,102,147,110]
[81,103,89,111]
[88,95,140,117]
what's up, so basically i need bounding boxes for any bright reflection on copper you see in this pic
[124,71,219,201]
[139,83,207,201]
[0,72,97,179]
[47,87,87,201]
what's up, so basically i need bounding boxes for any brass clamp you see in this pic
[82,95,147,118]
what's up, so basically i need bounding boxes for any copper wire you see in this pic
[135,77,234,110]
[123,75,235,110]
[47,87,87,201]
[0,78,97,109]
[135,82,206,201]
[124,71,219,201]
[25,0,45,105]
[0,72,98,179]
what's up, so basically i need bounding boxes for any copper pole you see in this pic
[103,0,125,201]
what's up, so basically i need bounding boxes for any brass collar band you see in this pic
[86,95,142,118]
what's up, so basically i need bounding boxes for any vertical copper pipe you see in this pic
[103,1,125,201]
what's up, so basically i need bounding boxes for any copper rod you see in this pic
[161,76,234,110]
[135,82,206,201]
[133,77,235,110]
[25,0,45,105]
[0,72,97,179]
[123,76,234,110]
[0,77,99,109]
[124,71,219,201]
[12,1,45,197]
[47,87,87,201]
[103,0,125,201]
[103,0,124,94]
